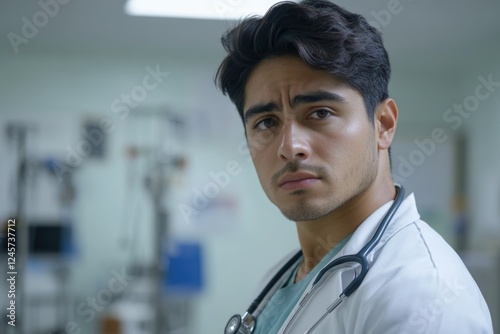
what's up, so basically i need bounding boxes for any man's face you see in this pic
[243,56,379,222]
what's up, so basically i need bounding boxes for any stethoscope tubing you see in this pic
[312,185,405,296]
[227,185,405,334]
[248,250,303,315]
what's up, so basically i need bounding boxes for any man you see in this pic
[216,1,493,333]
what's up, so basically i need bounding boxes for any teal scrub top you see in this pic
[253,235,352,334]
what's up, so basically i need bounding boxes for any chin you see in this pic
[280,201,335,222]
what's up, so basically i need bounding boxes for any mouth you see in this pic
[278,172,321,191]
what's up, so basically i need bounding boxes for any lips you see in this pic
[278,172,319,190]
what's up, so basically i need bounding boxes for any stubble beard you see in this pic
[279,148,379,222]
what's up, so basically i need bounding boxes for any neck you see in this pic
[294,175,396,282]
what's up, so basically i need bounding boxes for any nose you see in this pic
[277,119,311,161]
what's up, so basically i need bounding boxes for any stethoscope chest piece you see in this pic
[225,315,242,334]
[225,313,256,334]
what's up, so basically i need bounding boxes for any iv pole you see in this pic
[144,151,184,334]
[129,108,186,334]
[144,158,169,334]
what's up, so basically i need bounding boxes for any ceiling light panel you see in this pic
[125,0,293,20]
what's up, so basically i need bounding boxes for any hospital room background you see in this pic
[0,1,499,333]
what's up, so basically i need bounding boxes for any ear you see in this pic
[375,98,398,150]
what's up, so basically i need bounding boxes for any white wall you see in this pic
[389,71,462,246]
[464,68,500,247]
[465,74,500,330]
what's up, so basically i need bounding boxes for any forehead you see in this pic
[244,56,355,110]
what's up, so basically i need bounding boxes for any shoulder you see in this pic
[341,219,493,333]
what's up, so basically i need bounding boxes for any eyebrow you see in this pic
[243,90,346,124]
[244,102,279,124]
[292,90,346,106]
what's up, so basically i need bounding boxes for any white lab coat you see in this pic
[257,193,493,334]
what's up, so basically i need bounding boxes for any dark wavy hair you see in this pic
[215,0,391,123]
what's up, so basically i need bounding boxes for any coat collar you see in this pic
[339,191,421,258]
[277,191,422,333]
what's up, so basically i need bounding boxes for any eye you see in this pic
[255,117,279,130]
[309,109,332,119]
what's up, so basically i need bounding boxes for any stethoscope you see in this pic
[225,185,405,334]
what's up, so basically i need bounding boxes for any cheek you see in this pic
[249,142,263,162]
[250,153,276,200]
[318,119,374,167]
[339,115,374,148]
[250,145,280,193]
[343,114,367,135]
[248,130,277,152]
[249,147,269,179]
[248,131,280,165]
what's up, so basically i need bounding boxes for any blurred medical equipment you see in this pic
[108,109,202,334]
[3,122,77,334]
